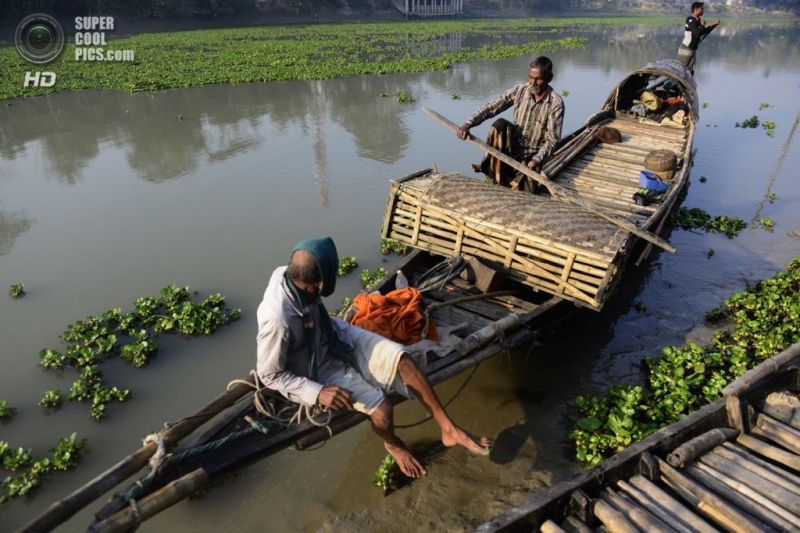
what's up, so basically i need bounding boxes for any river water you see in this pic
[1,19,799,532]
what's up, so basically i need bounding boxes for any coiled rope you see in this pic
[227,370,332,428]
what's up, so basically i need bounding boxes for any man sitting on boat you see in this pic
[256,236,493,478]
[456,56,564,192]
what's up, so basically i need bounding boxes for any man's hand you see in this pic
[711,19,721,27]
[317,385,354,410]
[456,124,471,140]
[527,158,540,170]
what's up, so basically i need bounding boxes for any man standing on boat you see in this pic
[677,2,721,75]
[456,56,564,192]
[256,236,493,479]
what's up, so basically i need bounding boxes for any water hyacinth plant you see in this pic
[570,257,800,467]
[8,284,25,299]
[0,433,87,503]
[38,284,241,421]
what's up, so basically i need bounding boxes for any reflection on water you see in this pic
[0,21,799,533]
[0,209,34,256]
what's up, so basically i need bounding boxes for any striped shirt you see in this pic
[465,84,564,162]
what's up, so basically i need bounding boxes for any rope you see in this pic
[395,363,480,429]
[142,434,166,473]
[227,370,332,427]
[128,498,142,529]
[414,255,466,294]
[114,370,332,509]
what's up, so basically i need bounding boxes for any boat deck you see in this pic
[549,113,690,225]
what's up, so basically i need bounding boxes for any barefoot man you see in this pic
[457,56,564,192]
[256,237,493,477]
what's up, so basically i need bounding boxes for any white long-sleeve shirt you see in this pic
[256,266,353,406]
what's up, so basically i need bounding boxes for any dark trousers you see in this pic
[478,118,539,193]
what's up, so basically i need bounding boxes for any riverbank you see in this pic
[4,16,643,101]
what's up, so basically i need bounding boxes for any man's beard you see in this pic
[530,84,546,96]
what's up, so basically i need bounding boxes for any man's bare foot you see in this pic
[442,426,493,456]
[470,163,481,173]
[385,441,427,478]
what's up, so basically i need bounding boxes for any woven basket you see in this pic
[644,149,678,181]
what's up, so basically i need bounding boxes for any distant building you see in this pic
[401,0,463,17]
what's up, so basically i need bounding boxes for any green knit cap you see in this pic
[292,236,339,297]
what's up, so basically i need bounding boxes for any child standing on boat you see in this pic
[256,236,493,478]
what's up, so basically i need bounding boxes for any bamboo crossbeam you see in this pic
[423,107,676,253]
[420,207,600,307]
[667,427,739,468]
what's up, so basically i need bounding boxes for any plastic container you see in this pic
[638,170,669,193]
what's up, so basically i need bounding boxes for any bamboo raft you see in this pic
[476,342,800,533]
[21,61,698,532]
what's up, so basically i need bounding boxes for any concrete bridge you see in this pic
[391,0,464,17]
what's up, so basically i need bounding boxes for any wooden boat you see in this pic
[475,342,800,533]
[22,60,698,533]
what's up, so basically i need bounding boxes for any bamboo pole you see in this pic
[686,462,800,532]
[656,457,766,533]
[627,476,716,533]
[19,376,256,533]
[698,451,800,516]
[593,498,641,533]
[721,341,800,396]
[564,515,594,533]
[616,480,696,533]
[91,468,210,533]
[541,519,568,533]
[423,107,676,253]
[735,434,800,472]
[600,488,675,532]
[714,444,800,497]
[667,428,739,468]
[455,297,561,356]
[754,413,800,454]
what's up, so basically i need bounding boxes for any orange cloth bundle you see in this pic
[351,287,438,345]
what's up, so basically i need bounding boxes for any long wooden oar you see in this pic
[423,107,676,253]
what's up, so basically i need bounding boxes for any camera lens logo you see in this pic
[15,14,65,65]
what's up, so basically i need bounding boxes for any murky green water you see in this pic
[1,20,799,532]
